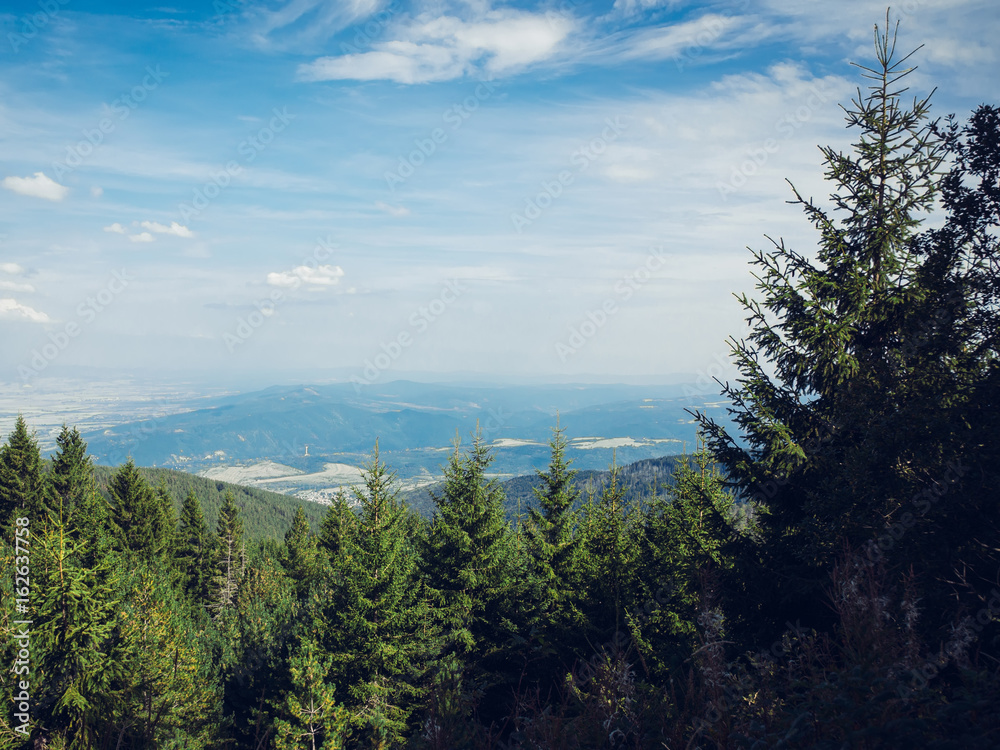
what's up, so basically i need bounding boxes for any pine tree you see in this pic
[522,421,585,647]
[0,415,50,527]
[422,430,516,662]
[889,103,1000,621]
[216,553,299,750]
[273,639,351,750]
[154,478,179,563]
[319,490,357,562]
[32,506,119,748]
[284,504,319,594]
[692,21,967,644]
[320,442,429,745]
[209,490,245,617]
[50,424,93,517]
[107,459,167,561]
[108,568,219,747]
[177,489,212,605]
[627,444,738,679]
[580,455,638,643]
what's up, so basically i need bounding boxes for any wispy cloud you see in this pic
[140,220,195,238]
[129,232,155,243]
[375,201,411,217]
[0,298,50,323]
[298,8,575,83]
[2,172,69,202]
[0,263,26,275]
[248,0,388,51]
[266,264,345,288]
[0,280,35,293]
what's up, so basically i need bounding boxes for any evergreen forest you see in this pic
[1,25,999,750]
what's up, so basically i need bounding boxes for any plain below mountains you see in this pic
[82,380,733,493]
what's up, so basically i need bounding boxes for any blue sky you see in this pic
[0,0,997,389]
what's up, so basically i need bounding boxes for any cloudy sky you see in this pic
[0,0,996,389]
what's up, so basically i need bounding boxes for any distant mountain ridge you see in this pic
[82,380,730,484]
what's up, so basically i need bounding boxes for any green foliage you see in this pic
[49,425,93,517]
[522,422,587,646]
[215,553,299,749]
[319,442,431,745]
[177,489,212,605]
[0,415,49,526]
[107,567,220,748]
[106,459,170,561]
[580,456,640,644]
[92,462,325,541]
[627,443,738,680]
[209,490,245,617]
[273,638,351,750]
[284,504,319,595]
[31,511,119,748]
[422,431,517,662]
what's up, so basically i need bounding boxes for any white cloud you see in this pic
[104,222,127,234]
[140,220,195,238]
[129,232,155,243]
[298,9,575,83]
[375,201,411,217]
[0,298,50,323]
[250,0,387,51]
[90,186,103,198]
[605,13,750,63]
[2,172,69,202]
[0,280,35,293]
[267,264,345,288]
[612,0,682,14]
[0,263,26,275]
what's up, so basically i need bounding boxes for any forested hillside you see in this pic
[91,464,324,540]
[0,30,998,750]
[405,454,689,519]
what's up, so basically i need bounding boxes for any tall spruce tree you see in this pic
[177,489,212,605]
[0,415,49,526]
[210,490,245,617]
[32,510,119,748]
[50,425,93,517]
[522,421,586,647]
[284,504,319,595]
[421,430,516,663]
[692,21,991,644]
[320,442,429,745]
[580,457,638,643]
[107,459,167,561]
